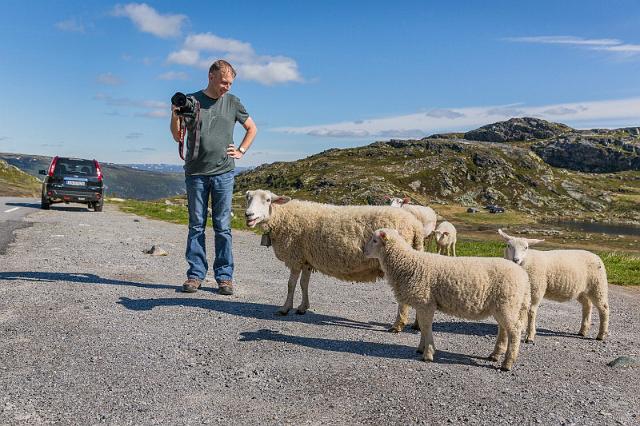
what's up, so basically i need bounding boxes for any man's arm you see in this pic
[227,117,258,159]
[169,107,181,143]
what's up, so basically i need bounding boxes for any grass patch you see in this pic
[116,198,253,232]
[599,252,640,286]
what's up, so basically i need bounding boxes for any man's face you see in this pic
[210,70,234,97]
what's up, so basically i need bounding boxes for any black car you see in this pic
[39,156,104,211]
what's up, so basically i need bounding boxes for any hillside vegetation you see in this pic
[0,159,41,197]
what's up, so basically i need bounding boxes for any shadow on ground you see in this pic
[238,328,497,368]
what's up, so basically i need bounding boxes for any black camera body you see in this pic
[171,92,197,117]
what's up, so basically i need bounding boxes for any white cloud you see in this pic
[55,18,85,33]
[167,31,303,85]
[125,132,144,139]
[273,97,640,139]
[96,72,123,86]
[94,94,168,119]
[506,35,640,56]
[113,3,187,38]
[157,71,189,80]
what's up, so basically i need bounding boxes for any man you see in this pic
[170,60,257,295]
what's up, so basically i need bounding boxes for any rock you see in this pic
[466,207,480,213]
[164,200,173,205]
[607,356,640,368]
[143,245,168,256]
[464,117,572,142]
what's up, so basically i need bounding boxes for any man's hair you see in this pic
[209,60,237,78]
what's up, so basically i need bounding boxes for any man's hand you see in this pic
[226,144,244,159]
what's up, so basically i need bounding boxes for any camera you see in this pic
[171,92,197,117]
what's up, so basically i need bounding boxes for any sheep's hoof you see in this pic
[276,309,290,316]
[524,339,535,344]
[295,309,307,315]
[416,348,424,354]
[578,329,589,337]
[499,365,512,372]
[387,326,402,333]
[411,322,421,331]
[421,354,434,363]
[596,334,606,341]
[487,353,500,362]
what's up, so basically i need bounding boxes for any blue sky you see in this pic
[1,1,640,166]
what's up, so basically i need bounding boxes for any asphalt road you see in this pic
[1,202,638,425]
[0,197,38,254]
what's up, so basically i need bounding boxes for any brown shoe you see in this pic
[182,278,202,293]
[218,280,234,295]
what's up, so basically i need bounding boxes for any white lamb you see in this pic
[365,228,530,371]
[433,221,457,256]
[244,189,425,332]
[388,197,438,250]
[498,229,610,342]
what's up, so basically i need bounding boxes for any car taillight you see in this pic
[47,156,59,177]
[94,160,103,182]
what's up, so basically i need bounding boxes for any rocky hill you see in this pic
[0,159,41,197]
[235,118,640,224]
[0,153,186,200]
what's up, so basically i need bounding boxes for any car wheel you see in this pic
[94,201,103,212]
[41,195,50,210]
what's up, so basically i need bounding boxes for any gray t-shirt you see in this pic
[183,90,249,176]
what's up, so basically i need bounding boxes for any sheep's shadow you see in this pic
[239,329,497,368]
[117,296,380,331]
[0,271,180,291]
[369,320,499,337]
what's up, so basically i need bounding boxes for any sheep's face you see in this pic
[388,197,404,207]
[498,229,544,265]
[364,230,387,259]
[244,189,290,228]
[433,230,448,244]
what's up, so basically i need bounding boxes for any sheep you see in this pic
[498,229,609,342]
[387,197,438,250]
[244,189,425,332]
[364,228,530,371]
[433,221,457,256]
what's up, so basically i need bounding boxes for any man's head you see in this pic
[208,60,236,98]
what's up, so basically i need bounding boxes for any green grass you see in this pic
[116,198,254,232]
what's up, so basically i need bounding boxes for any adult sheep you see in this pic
[244,189,425,331]
[365,228,530,371]
[498,229,609,342]
[388,197,438,250]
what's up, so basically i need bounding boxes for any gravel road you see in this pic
[1,204,638,425]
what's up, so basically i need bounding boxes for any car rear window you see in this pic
[55,158,97,176]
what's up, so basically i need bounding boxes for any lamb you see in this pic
[364,228,530,371]
[498,229,609,342]
[388,197,438,250]
[244,189,425,332]
[433,221,457,256]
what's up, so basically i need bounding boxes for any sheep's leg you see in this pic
[577,294,592,337]
[277,268,301,315]
[452,242,457,257]
[501,324,522,371]
[389,303,411,333]
[296,266,312,314]
[416,306,436,362]
[592,297,609,341]
[488,324,508,361]
[525,297,541,343]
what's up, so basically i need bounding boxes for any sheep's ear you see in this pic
[527,238,545,246]
[383,195,390,200]
[442,231,449,236]
[402,197,410,205]
[379,230,388,242]
[498,229,511,241]
[272,195,291,204]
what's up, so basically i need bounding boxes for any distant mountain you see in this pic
[0,153,185,200]
[124,163,252,175]
[235,118,640,223]
[0,159,40,197]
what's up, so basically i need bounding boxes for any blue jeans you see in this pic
[185,171,234,282]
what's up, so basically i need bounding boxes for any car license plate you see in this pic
[65,180,86,186]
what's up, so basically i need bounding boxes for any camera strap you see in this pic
[178,99,201,161]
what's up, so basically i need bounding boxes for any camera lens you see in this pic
[171,92,187,108]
